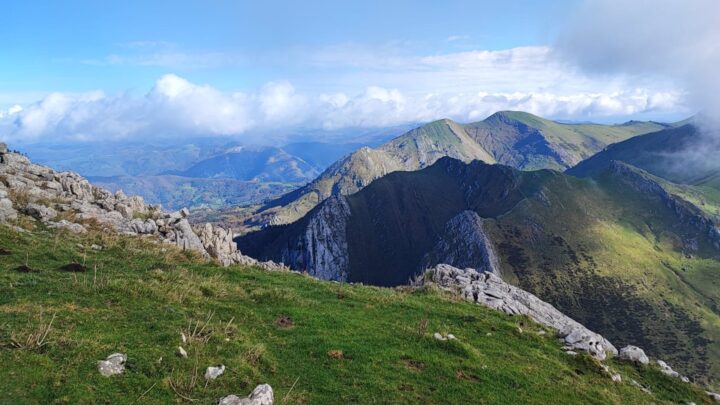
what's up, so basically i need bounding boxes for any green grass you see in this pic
[0,225,712,404]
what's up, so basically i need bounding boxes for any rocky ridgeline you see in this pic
[0,143,283,270]
[417,264,706,391]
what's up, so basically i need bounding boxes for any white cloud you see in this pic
[0,72,684,144]
[557,0,720,125]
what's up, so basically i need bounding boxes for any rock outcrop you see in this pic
[421,211,500,274]
[0,146,281,269]
[619,345,650,365]
[418,264,617,360]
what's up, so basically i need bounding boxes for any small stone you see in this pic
[706,391,720,403]
[564,351,578,356]
[447,334,457,340]
[656,360,680,378]
[611,374,622,382]
[433,332,447,341]
[98,353,126,376]
[205,364,225,380]
[91,244,103,251]
[181,333,187,343]
[177,346,187,358]
[219,384,274,405]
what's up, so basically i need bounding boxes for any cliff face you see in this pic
[421,211,501,274]
[278,196,351,281]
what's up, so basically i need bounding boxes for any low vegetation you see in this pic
[0,224,713,404]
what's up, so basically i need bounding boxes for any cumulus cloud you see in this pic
[0,72,684,144]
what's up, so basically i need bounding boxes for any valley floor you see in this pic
[0,224,713,404]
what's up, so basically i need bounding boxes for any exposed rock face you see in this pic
[422,211,500,274]
[619,345,650,365]
[280,196,351,281]
[219,384,274,405]
[0,147,281,269]
[98,353,126,377]
[419,264,617,360]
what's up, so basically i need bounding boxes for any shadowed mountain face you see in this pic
[568,123,720,185]
[236,157,720,383]
[242,112,667,229]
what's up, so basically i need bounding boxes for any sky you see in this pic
[0,0,715,144]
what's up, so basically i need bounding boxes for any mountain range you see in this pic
[241,111,670,229]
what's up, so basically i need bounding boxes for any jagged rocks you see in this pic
[22,203,57,221]
[218,384,274,405]
[0,189,16,222]
[0,146,276,268]
[420,264,617,360]
[98,353,127,376]
[422,210,500,274]
[619,345,650,365]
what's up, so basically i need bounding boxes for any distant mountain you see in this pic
[466,111,669,170]
[89,175,298,210]
[568,123,717,184]
[248,119,497,226]
[169,145,320,183]
[242,112,670,229]
[236,156,720,382]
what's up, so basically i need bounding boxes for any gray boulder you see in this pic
[0,196,17,221]
[0,142,7,154]
[619,345,650,365]
[204,364,225,380]
[48,220,87,234]
[23,203,57,221]
[98,353,126,376]
[219,384,274,405]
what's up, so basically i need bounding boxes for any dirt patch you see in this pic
[14,265,38,273]
[59,263,87,272]
[327,350,344,360]
[0,248,11,256]
[274,315,294,329]
[402,358,425,372]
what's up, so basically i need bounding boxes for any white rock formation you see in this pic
[0,146,284,269]
[420,264,617,360]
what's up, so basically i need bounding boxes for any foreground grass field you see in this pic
[0,224,713,404]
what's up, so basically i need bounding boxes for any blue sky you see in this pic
[0,0,712,144]
[1,1,571,94]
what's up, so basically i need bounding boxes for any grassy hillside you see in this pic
[465,111,668,171]
[237,158,720,385]
[0,224,710,404]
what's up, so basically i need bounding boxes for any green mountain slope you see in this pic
[237,158,720,384]
[241,112,669,230]
[0,225,710,404]
[466,111,668,170]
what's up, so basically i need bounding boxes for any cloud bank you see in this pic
[557,0,720,126]
[0,44,689,144]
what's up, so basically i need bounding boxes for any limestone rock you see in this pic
[219,384,274,405]
[707,391,720,403]
[23,203,57,221]
[98,353,126,376]
[657,360,680,378]
[0,142,7,154]
[619,345,650,365]
[48,220,87,234]
[422,210,500,274]
[0,196,17,221]
[421,264,617,360]
[205,364,225,380]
